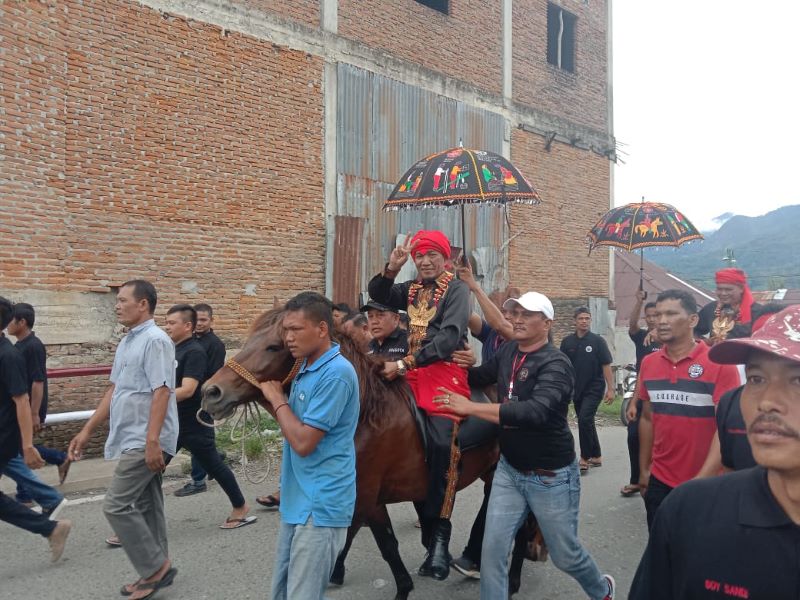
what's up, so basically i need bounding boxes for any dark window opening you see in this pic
[415,0,449,15]
[547,3,576,73]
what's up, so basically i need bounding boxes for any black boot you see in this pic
[418,519,452,581]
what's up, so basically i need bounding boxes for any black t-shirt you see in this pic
[716,386,756,471]
[15,332,49,422]
[696,301,761,340]
[176,338,208,422]
[630,467,800,599]
[559,332,613,399]
[368,327,409,359]
[0,336,29,464]
[468,342,576,471]
[195,330,225,381]
[630,328,661,373]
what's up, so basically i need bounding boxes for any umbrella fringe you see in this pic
[383,198,541,211]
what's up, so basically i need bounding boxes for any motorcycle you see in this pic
[619,363,637,426]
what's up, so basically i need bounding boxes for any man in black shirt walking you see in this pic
[630,304,800,599]
[164,305,254,529]
[174,303,226,497]
[435,292,615,600]
[560,307,614,472]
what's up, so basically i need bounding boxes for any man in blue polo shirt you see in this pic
[258,292,359,600]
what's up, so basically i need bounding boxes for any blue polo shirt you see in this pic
[280,343,359,528]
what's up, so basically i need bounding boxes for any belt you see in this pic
[519,468,557,477]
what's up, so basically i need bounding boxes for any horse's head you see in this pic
[201,308,295,420]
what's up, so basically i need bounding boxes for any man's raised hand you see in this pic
[388,233,415,272]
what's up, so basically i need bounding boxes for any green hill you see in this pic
[646,205,800,291]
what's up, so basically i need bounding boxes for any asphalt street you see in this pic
[1,426,648,600]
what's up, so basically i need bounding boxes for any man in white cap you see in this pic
[630,304,800,599]
[434,292,615,600]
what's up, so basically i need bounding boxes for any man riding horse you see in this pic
[368,229,470,582]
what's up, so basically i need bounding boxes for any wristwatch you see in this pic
[395,359,407,376]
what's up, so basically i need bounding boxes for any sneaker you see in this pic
[43,498,68,521]
[601,574,616,599]
[451,554,480,579]
[174,482,207,497]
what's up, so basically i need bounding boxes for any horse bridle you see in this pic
[195,356,302,427]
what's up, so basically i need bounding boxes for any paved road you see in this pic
[1,426,647,600]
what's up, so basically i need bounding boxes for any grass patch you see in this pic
[597,395,623,418]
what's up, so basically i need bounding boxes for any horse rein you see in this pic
[195,356,302,427]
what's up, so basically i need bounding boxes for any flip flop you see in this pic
[220,515,258,529]
[121,567,177,598]
[106,535,122,547]
[620,485,641,497]
[579,461,589,473]
[58,459,72,485]
[255,494,280,509]
[588,459,603,468]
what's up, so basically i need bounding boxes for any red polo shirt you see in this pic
[639,342,741,489]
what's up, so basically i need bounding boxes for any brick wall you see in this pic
[1,0,326,340]
[338,0,503,95]
[508,128,610,298]
[233,0,320,27]
[513,0,609,132]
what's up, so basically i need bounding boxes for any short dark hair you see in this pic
[12,303,35,328]
[656,289,698,315]
[121,280,157,314]
[344,312,368,327]
[0,297,14,330]
[285,292,334,331]
[167,304,197,329]
[574,306,591,318]
[194,303,213,317]
[644,302,657,312]
[333,302,352,314]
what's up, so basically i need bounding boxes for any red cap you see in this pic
[709,305,800,365]
[411,230,451,259]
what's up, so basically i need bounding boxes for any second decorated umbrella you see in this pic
[587,200,704,288]
[383,146,542,257]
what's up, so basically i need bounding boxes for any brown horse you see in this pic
[201,308,528,599]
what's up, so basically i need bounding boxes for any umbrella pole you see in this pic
[460,203,468,266]
[639,248,644,292]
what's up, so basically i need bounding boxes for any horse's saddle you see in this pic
[408,389,500,459]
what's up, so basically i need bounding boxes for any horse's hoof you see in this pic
[329,566,345,586]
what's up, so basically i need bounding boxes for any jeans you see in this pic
[0,460,57,537]
[15,446,67,502]
[177,422,244,508]
[574,390,603,459]
[270,517,347,600]
[190,456,207,484]
[3,455,63,509]
[644,473,673,531]
[480,457,608,600]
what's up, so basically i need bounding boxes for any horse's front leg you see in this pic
[369,505,414,600]
[330,520,362,586]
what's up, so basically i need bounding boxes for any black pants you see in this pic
[177,421,245,508]
[423,415,460,520]
[0,459,57,537]
[644,473,673,530]
[627,400,643,485]
[574,390,603,459]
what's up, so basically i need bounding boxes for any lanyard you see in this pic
[508,352,528,398]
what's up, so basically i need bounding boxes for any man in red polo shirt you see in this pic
[638,289,740,529]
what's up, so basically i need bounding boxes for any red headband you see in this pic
[715,268,747,287]
[411,230,451,260]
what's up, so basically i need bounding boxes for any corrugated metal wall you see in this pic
[335,63,508,304]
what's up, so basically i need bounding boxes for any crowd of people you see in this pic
[2,229,799,599]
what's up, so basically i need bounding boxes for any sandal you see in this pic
[579,460,589,473]
[255,494,280,509]
[588,458,603,468]
[620,484,641,497]
[124,567,177,599]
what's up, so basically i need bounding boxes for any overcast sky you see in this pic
[612,0,800,231]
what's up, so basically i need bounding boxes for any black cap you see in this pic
[360,300,398,313]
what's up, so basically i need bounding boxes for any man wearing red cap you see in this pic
[368,230,471,581]
[696,268,761,344]
[630,304,800,599]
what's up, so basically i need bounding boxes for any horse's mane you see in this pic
[248,308,410,430]
[334,334,412,430]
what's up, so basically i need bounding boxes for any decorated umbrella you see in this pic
[587,200,704,289]
[383,146,541,258]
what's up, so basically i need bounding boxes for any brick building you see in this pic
[1,0,615,444]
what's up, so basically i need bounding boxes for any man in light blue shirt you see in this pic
[69,280,179,600]
[259,292,359,600]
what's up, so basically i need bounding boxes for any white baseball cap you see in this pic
[503,292,554,320]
